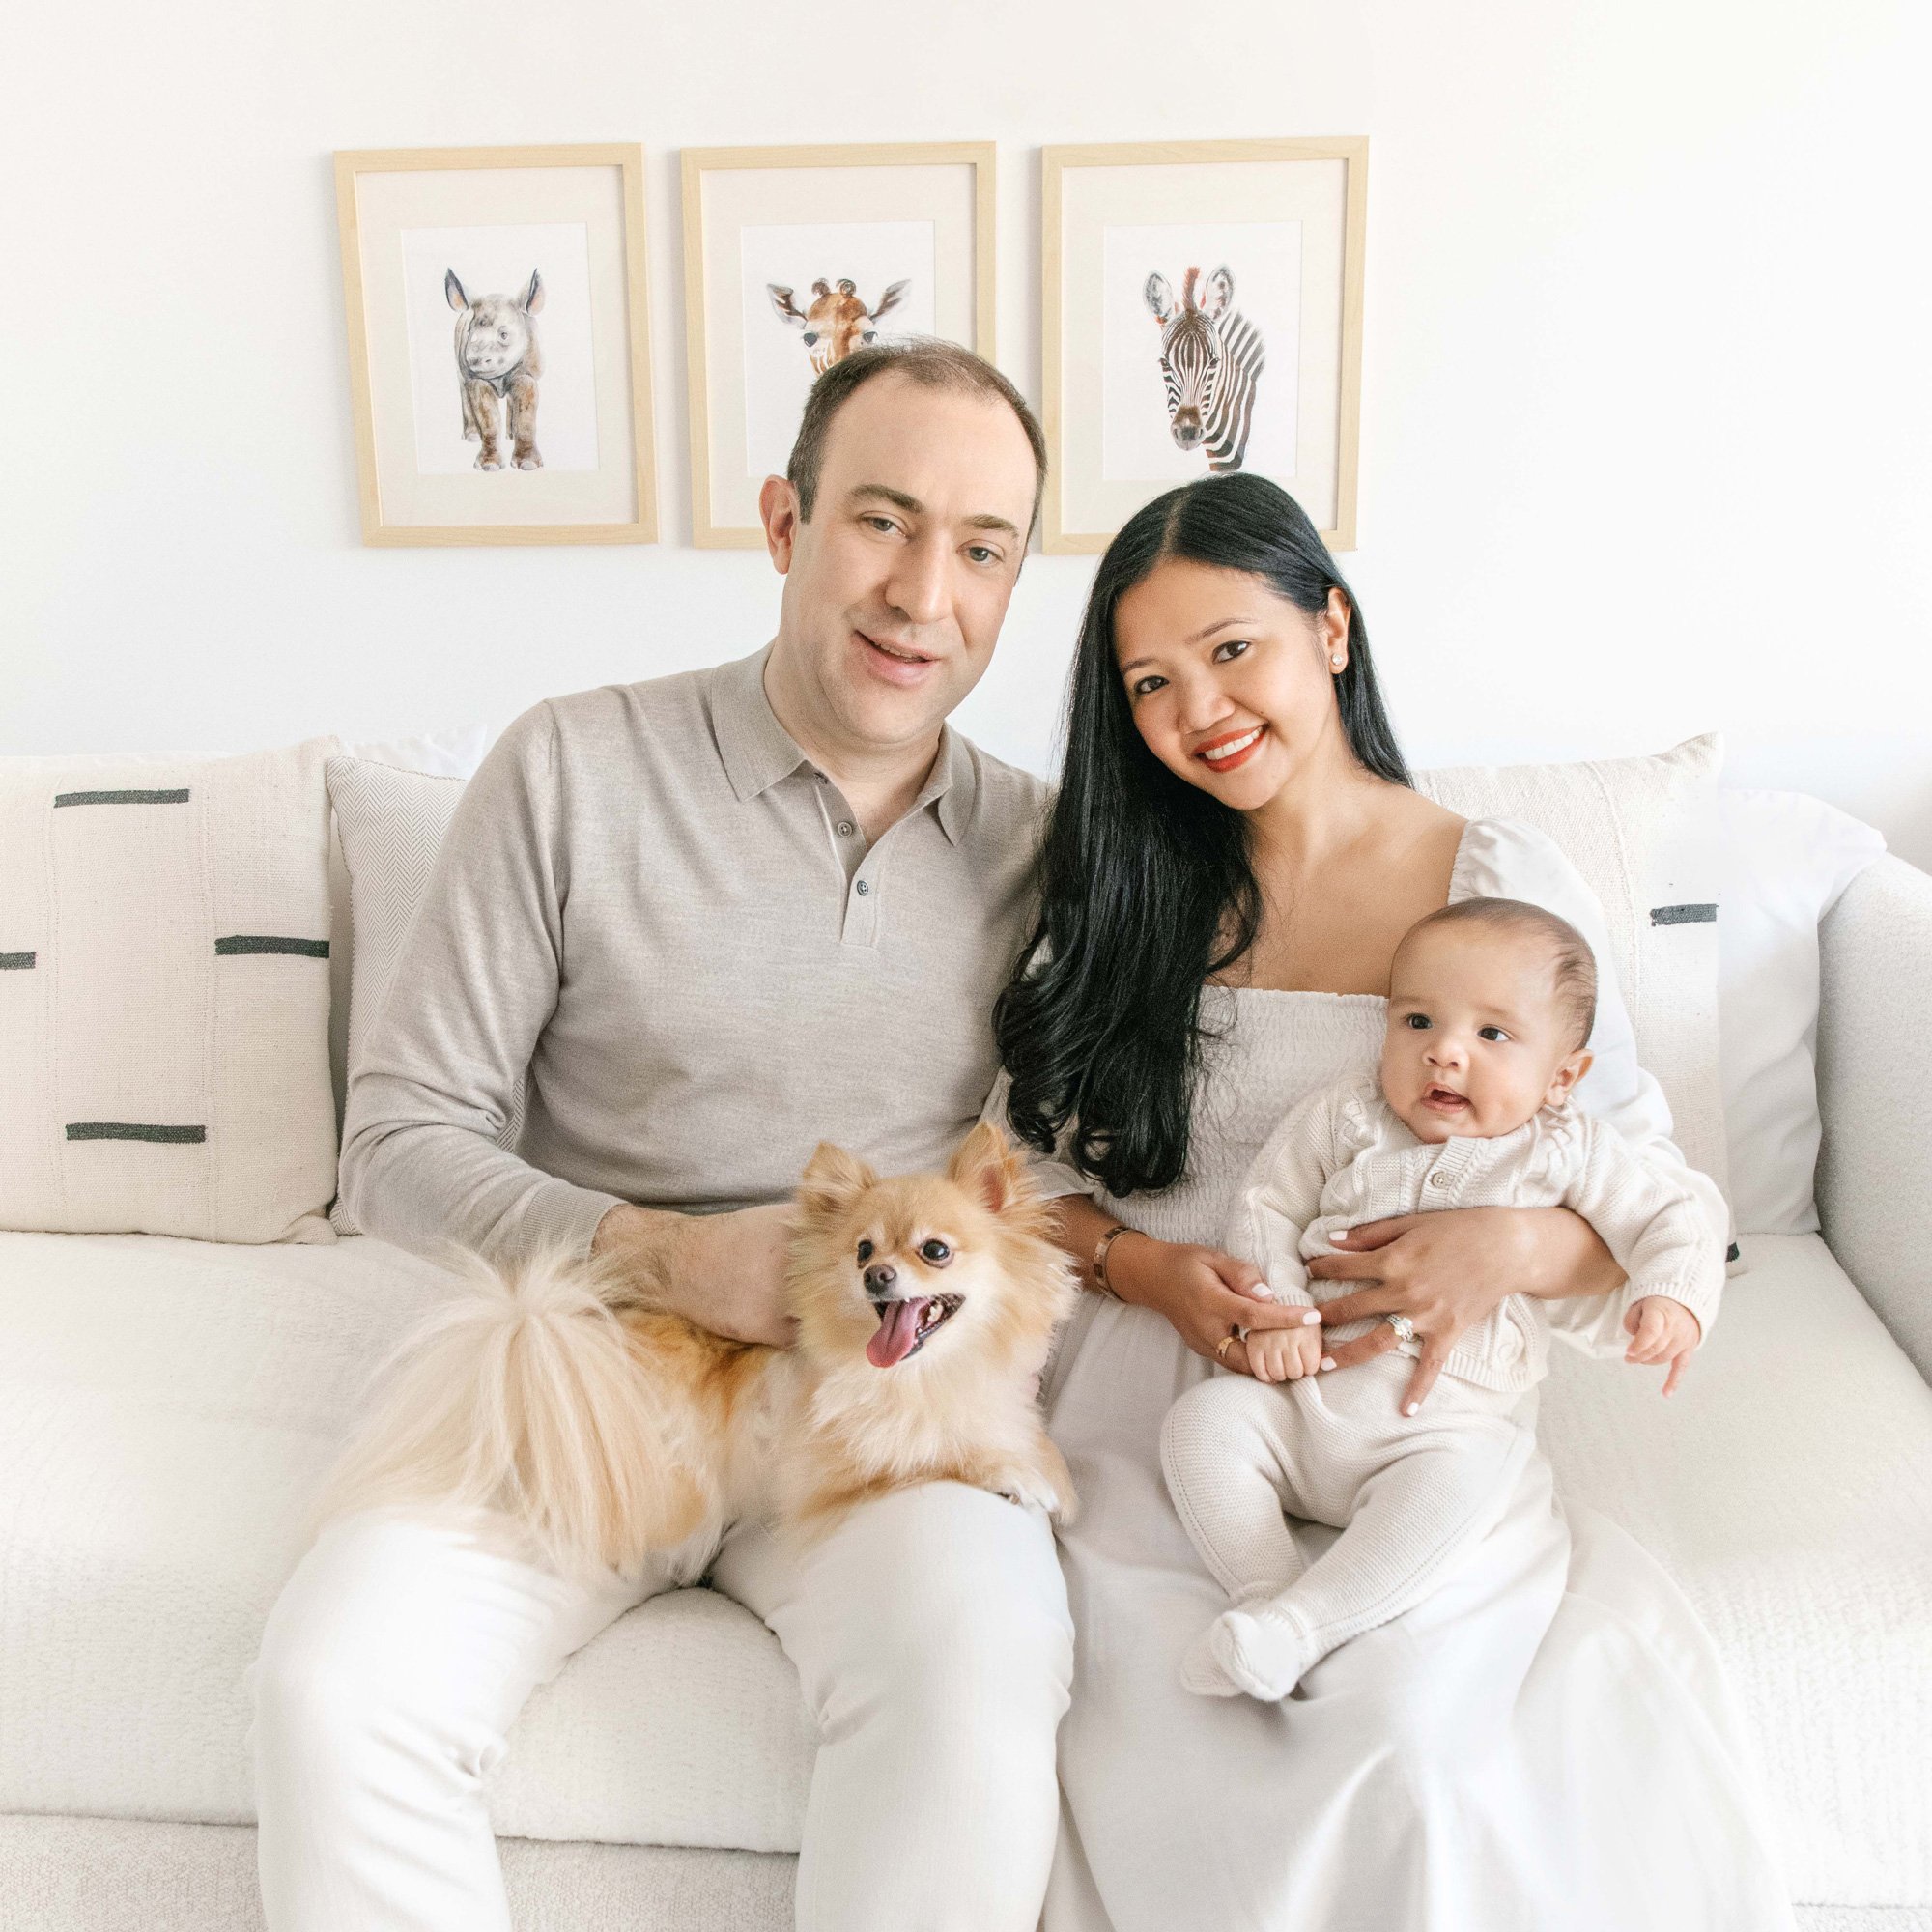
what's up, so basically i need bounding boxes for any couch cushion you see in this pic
[0,1230,814,1850]
[1540,1233,1932,1907]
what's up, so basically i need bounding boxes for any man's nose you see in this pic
[886,537,951,629]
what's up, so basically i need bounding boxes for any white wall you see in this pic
[6,0,1928,863]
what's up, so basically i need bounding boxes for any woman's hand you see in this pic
[1306,1206,1621,1412]
[1108,1232,1323,1372]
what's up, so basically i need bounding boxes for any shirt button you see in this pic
[1427,1172,1448,1188]
[855,879,870,896]
[837,820,856,837]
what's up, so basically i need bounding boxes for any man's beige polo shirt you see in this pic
[339,645,1049,1270]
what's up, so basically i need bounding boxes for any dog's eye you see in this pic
[920,1239,952,1265]
[856,1239,873,1264]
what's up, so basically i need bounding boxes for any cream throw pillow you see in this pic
[0,737,343,1242]
[1416,734,1727,1206]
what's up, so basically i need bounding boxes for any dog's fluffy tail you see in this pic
[307,1239,711,1582]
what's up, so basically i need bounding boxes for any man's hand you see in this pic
[1624,1294,1700,1396]
[591,1201,798,1348]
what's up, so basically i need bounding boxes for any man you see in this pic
[248,343,1071,1932]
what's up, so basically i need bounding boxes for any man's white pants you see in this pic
[247,1484,1073,1932]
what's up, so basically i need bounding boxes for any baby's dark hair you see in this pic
[1398,896,1599,1049]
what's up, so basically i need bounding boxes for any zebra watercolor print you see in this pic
[1144,265,1265,473]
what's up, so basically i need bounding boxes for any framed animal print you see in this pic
[333,144,656,546]
[1041,138,1367,554]
[681,142,996,548]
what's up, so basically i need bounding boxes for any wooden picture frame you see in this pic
[1041,137,1367,554]
[681,142,997,548]
[334,143,656,546]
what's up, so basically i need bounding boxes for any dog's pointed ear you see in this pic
[948,1122,1035,1216]
[798,1142,878,1220]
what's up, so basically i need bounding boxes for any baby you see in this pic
[1160,895,1723,1701]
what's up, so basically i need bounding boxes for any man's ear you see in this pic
[798,1143,879,1221]
[1546,1049,1594,1106]
[759,474,802,573]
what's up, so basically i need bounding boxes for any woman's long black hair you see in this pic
[994,471,1410,1198]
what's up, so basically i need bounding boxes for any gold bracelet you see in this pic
[1093,1222,1137,1298]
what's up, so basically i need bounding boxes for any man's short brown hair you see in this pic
[785,339,1047,535]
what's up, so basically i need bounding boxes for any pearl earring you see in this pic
[1330,655,1345,670]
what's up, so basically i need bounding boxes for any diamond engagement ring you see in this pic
[1383,1314,1417,1346]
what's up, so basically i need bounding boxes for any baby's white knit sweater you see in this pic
[1229,1073,1727,1392]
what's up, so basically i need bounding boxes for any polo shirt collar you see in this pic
[712,645,809,801]
[710,642,978,844]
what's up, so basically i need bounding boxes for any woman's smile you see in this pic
[1196,724,1268,773]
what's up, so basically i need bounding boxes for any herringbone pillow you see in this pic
[0,738,343,1241]
[326,754,525,1236]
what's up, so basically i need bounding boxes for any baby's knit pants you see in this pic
[1159,1354,1536,1697]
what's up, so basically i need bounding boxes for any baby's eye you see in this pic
[856,1238,874,1264]
[1405,1013,1432,1030]
[1478,1026,1511,1043]
[920,1238,952,1266]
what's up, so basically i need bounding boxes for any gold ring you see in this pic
[1214,1333,1237,1360]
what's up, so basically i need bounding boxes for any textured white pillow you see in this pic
[325,725,500,1153]
[326,753,524,1236]
[1416,735,1726,1202]
[0,738,343,1242]
[1719,788,1886,1235]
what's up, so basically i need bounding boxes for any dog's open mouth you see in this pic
[866,1293,964,1368]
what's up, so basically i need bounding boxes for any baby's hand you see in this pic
[1244,1320,1325,1385]
[1624,1296,1702,1397]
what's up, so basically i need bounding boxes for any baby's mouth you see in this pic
[1421,1085,1469,1113]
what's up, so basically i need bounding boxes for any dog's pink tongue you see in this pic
[867,1298,928,1368]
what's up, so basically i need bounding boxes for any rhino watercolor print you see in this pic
[445,269,545,470]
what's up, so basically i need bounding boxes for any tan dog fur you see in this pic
[311,1123,1077,1584]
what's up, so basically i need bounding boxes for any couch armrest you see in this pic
[1816,853,1932,1379]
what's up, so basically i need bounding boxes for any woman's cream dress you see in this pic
[1035,820,1796,1932]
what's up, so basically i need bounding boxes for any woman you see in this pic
[996,474,1793,1931]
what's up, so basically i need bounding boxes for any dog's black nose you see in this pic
[864,1264,896,1297]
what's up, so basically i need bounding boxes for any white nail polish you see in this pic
[1321,1356,1336,1372]
[1301,1310,1321,1325]
[1405,1402,1420,1416]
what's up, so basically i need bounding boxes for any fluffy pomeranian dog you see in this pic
[311,1122,1078,1583]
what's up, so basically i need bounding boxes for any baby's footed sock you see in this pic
[1180,1596,1320,1701]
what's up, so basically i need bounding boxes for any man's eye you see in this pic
[965,544,998,565]
[1405,1013,1432,1030]
[865,516,897,533]
[920,1239,952,1265]
[856,1239,874,1263]
[1478,1026,1511,1043]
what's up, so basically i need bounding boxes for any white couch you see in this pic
[3,783,1929,1932]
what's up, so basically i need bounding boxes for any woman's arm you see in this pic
[1050,1193,1320,1371]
